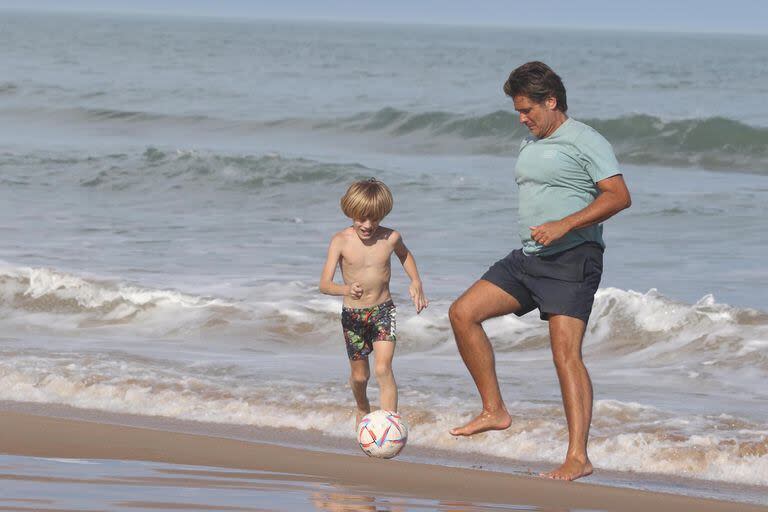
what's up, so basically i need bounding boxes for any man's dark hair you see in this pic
[503,61,568,113]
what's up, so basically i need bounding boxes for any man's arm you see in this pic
[393,233,428,313]
[530,174,631,247]
[319,235,362,298]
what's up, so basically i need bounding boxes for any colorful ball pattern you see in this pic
[356,410,408,459]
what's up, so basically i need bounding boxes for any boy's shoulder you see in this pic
[335,226,355,238]
[376,226,400,243]
[331,227,357,243]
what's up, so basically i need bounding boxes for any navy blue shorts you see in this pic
[481,243,604,323]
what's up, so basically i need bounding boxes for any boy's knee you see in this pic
[374,363,393,380]
[350,371,369,385]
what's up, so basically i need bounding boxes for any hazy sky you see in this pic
[1,0,767,34]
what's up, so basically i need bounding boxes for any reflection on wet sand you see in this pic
[0,455,548,512]
[312,491,392,512]
[310,489,545,512]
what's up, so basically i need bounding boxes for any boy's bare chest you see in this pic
[341,244,392,269]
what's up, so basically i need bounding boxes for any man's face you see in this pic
[513,95,560,139]
[353,217,380,241]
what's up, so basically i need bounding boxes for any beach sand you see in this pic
[1,409,765,512]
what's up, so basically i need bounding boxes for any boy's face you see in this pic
[352,217,380,241]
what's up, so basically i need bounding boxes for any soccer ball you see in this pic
[356,410,408,459]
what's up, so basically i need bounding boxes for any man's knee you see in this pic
[449,298,476,327]
[551,346,581,369]
[550,336,585,369]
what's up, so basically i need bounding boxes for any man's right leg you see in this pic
[448,280,522,436]
[349,358,371,425]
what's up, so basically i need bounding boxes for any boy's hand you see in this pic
[347,282,364,300]
[409,281,429,314]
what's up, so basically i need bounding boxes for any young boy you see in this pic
[319,178,428,425]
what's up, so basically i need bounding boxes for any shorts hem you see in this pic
[539,309,591,323]
[479,278,535,315]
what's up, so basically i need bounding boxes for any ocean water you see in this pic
[0,11,767,504]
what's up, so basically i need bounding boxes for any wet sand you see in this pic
[1,410,765,512]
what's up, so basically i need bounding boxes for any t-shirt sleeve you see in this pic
[577,130,621,183]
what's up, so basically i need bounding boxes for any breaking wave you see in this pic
[1,264,766,371]
[4,105,767,170]
[81,148,370,191]
[336,108,768,170]
[0,265,244,335]
[0,149,374,192]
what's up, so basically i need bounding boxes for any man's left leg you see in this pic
[542,314,593,481]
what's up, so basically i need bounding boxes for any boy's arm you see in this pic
[393,232,428,313]
[319,235,362,298]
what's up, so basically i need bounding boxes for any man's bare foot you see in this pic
[355,407,371,427]
[449,409,512,436]
[540,457,593,481]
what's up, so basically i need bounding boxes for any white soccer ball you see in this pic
[356,410,408,459]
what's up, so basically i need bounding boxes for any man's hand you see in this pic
[409,281,429,314]
[529,220,571,247]
[347,282,364,300]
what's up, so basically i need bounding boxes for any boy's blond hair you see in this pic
[340,178,393,221]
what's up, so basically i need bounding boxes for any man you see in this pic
[448,61,631,481]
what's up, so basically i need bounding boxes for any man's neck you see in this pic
[541,113,569,139]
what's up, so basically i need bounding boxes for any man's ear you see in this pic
[545,96,558,111]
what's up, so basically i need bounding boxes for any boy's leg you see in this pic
[372,340,397,412]
[349,358,371,425]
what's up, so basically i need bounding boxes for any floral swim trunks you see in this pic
[341,299,396,360]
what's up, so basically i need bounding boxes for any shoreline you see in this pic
[1,405,765,512]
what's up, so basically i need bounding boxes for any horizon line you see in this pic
[2,7,767,38]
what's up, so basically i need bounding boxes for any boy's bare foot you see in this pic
[449,409,512,436]
[355,407,371,427]
[540,457,593,481]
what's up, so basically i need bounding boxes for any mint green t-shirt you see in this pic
[515,118,621,256]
